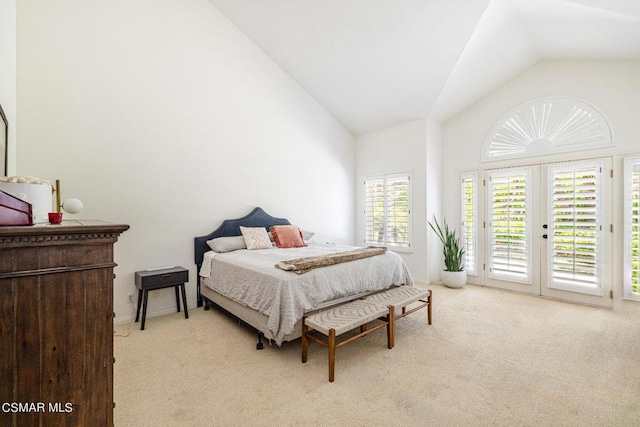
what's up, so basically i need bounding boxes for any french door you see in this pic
[484,158,612,307]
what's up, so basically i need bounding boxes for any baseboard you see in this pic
[115,314,136,325]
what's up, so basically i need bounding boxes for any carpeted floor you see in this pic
[114,284,640,426]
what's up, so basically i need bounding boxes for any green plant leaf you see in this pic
[428,215,465,272]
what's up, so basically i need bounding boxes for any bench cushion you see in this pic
[305,300,388,336]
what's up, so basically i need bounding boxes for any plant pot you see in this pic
[441,270,467,288]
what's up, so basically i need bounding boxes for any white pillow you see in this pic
[206,236,247,253]
[239,226,273,250]
[302,230,315,242]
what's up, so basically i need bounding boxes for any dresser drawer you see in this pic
[135,267,189,290]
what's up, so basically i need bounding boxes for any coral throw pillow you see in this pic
[270,225,307,248]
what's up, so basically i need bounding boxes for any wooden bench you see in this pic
[302,299,393,382]
[365,286,432,348]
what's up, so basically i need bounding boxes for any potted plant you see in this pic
[428,216,467,288]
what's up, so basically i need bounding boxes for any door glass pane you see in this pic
[548,162,601,291]
[489,168,530,283]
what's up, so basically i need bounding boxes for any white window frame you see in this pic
[363,171,412,252]
[624,156,640,301]
[461,172,478,276]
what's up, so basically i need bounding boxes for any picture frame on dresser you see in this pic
[0,103,7,176]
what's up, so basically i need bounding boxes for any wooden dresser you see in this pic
[0,220,129,427]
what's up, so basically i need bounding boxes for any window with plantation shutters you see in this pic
[364,172,411,250]
[624,157,640,301]
[488,168,531,283]
[461,172,478,276]
[547,161,603,292]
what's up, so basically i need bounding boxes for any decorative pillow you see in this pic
[240,226,273,250]
[206,236,247,253]
[270,225,306,248]
[301,230,315,242]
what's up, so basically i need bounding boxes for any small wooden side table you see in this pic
[134,266,189,330]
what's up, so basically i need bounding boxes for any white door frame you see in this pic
[484,165,541,295]
[540,158,612,307]
[483,158,612,307]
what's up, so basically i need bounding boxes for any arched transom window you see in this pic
[482,97,612,162]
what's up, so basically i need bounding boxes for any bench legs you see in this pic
[328,330,336,382]
[302,306,394,382]
[302,320,308,364]
[388,306,395,349]
[397,290,432,326]
[302,290,433,381]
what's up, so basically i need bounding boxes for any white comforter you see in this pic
[200,243,413,345]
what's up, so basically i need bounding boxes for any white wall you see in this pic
[16,0,355,323]
[442,59,640,312]
[425,119,442,284]
[0,0,16,175]
[355,119,427,284]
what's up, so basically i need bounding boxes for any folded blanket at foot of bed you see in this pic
[275,246,387,274]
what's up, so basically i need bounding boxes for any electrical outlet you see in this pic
[127,293,134,303]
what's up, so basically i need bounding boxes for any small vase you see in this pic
[441,270,467,288]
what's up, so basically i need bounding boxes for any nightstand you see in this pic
[134,266,189,330]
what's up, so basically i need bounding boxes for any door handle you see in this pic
[543,224,548,229]
[543,234,548,239]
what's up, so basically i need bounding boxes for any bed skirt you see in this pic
[200,284,391,345]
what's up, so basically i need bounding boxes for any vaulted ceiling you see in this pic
[209,0,640,135]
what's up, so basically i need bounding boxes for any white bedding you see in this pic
[200,242,413,345]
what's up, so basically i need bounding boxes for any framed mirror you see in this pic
[0,104,7,176]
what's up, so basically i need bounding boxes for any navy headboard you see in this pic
[194,207,290,267]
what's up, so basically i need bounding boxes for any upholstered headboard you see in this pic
[193,207,290,267]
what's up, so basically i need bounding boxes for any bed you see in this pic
[194,207,413,348]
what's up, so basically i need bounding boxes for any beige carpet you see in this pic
[114,284,640,426]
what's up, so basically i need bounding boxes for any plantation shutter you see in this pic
[365,178,385,245]
[547,161,602,292]
[364,172,411,249]
[461,172,478,276]
[488,168,531,283]
[624,157,640,300]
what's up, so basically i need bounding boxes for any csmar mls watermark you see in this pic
[2,402,73,413]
